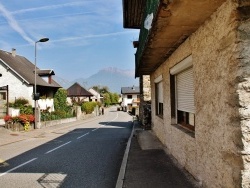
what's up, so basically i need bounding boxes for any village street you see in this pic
[0,107,133,188]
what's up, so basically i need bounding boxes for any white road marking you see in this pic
[0,158,37,177]
[112,113,119,121]
[92,128,98,132]
[106,113,119,125]
[45,141,71,154]
[77,132,89,139]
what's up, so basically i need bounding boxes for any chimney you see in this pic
[11,48,16,57]
[48,75,52,84]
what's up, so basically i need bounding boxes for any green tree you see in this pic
[92,85,110,94]
[112,93,119,104]
[103,93,111,107]
[54,88,68,112]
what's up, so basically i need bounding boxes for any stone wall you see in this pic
[150,0,249,187]
[237,0,250,186]
[139,75,151,125]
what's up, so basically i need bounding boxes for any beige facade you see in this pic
[150,1,250,187]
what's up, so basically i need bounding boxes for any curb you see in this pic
[115,120,135,188]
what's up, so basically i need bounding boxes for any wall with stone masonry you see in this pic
[150,0,249,187]
[236,0,250,186]
[139,75,151,125]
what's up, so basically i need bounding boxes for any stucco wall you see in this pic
[0,64,33,105]
[151,0,248,187]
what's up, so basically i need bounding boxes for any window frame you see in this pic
[170,56,195,132]
[127,95,132,99]
[154,75,163,118]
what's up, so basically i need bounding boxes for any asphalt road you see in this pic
[0,107,133,188]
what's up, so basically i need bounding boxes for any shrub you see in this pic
[81,102,97,114]
[40,110,74,121]
[20,105,33,114]
[9,97,33,115]
[13,98,29,107]
[96,101,102,107]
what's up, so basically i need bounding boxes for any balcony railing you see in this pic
[135,0,160,76]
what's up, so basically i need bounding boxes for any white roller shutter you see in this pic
[157,81,163,103]
[176,68,195,113]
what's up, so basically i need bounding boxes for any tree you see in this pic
[91,85,119,105]
[103,93,111,107]
[54,88,68,112]
[112,93,119,104]
[92,85,110,94]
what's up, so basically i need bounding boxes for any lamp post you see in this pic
[34,37,49,129]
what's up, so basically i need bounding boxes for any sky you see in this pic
[0,0,139,81]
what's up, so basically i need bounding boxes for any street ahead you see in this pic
[0,107,133,188]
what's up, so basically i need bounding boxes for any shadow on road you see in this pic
[0,120,133,188]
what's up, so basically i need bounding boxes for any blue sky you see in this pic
[0,0,139,81]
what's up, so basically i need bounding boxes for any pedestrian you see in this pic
[102,107,104,115]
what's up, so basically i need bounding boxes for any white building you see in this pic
[121,86,140,112]
[88,88,103,102]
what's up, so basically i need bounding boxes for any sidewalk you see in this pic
[119,121,200,188]
[0,117,101,147]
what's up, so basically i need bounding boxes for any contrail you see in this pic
[11,1,99,14]
[51,31,138,43]
[0,2,34,44]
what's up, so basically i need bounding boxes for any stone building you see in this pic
[139,75,151,126]
[123,0,250,187]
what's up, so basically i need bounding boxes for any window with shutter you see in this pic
[155,75,163,117]
[170,55,195,132]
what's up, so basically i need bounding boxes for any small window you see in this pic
[0,92,6,100]
[155,79,163,118]
[127,95,132,99]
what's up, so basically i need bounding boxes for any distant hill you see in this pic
[54,67,139,93]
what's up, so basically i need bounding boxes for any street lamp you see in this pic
[34,37,49,129]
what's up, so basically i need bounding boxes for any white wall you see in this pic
[0,65,33,105]
[122,94,138,106]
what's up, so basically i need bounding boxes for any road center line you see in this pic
[77,132,89,139]
[106,113,119,125]
[0,158,37,177]
[45,141,71,154]
[92,128,99,132]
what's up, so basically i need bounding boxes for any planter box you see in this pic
[5,122,34,132]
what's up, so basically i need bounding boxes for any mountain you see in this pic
[55,67,139,93]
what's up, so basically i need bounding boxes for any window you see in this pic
[0,92,6,100]
[127,95,132,99]
[170,56,195,131]
[155,75,163,117]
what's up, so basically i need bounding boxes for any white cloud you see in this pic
[0,2,34,44]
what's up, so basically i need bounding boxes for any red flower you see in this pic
[27,114,35,122]
[18,114,28,124]
[3,115,12,122]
